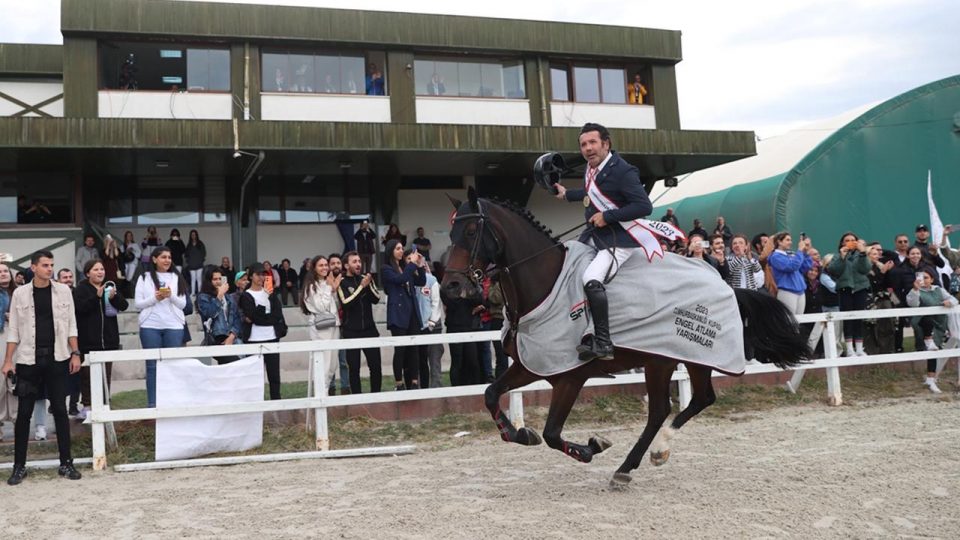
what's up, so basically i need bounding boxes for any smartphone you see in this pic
[411,244,418,254]
[700,240,710,249]
[916,272,926,282]
[799,232,806,240]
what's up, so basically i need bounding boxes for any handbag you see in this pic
[312,312,337,330]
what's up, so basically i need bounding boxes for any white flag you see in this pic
[927,170,945,246]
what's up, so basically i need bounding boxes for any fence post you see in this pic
[90,358,108,471]
[314,352,329,451]
[508,391,525,428]
[677,364,692,409]
[822,314,843,406]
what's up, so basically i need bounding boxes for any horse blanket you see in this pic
[508,241,746,377]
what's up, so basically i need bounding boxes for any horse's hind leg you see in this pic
[649,364,716,466]
[485,362,542,446]
[611,360,676,488]
[542,376,612,463]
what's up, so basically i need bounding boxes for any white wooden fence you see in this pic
[75,304,959,472]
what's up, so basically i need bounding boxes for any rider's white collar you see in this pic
[584,152,614,179]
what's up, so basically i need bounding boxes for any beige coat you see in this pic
[5,281,78,365]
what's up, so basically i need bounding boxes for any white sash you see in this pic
[585,175,686,261]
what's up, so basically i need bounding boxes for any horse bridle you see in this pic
[446,200,504,288]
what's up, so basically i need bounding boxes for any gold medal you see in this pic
[583,196,590,208]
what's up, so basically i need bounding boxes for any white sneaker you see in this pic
[76,406,87,421]
[35,425,47,441]
[924,340,939,351]
[925,377,942,394]
[855,344,868,357]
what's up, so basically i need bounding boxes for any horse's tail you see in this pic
[733,288,811,369]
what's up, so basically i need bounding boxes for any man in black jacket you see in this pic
[338,251,382,393]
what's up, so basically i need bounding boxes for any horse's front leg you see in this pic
[485,362,542,446]
[542,375,612,463]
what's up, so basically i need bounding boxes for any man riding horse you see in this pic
[553,123,654,362]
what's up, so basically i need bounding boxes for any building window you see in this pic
[1,172,73,225]
[414,57,526,98]
[105,176,225,225]
[550,66,570,101]
[261,50,385,95]
[551,64,635,104]
[100,41,230,91]
[257,175,370,223]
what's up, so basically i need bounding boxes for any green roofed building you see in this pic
[650,75,960,246]
[0,0,756,272]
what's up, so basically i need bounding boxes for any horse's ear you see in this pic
[446,193,462,210]
[467,186,479,212]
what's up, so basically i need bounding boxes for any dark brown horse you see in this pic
[441,189,809,488]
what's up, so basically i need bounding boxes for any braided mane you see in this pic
[486,197,562,246]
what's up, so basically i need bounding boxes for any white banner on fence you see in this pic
[156,355,265,461]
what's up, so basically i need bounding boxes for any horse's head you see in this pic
[441,187,504,301]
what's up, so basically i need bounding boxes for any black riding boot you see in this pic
[576,280,615,361]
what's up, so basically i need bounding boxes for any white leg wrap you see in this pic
[650,425,676,454]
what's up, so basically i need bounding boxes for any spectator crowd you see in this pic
[659,208,960,394]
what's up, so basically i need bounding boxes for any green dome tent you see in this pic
[651,75,960,247]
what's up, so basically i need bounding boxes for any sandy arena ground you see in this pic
[2,397,959,539]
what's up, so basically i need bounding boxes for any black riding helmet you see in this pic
[533,152,566,192]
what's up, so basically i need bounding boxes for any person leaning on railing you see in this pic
[906,267,957,394]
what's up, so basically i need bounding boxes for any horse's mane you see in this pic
[486,197,562,247]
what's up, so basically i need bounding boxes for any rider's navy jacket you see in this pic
[563,151,653,249]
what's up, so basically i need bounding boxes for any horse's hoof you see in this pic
[649,449,671,467]
[609,472,632,490]
[589,435,612,454]
[517,427,542,446]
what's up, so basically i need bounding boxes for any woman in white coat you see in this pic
[300,255,341,397]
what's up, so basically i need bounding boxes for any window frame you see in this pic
[550,61,636,104]
[260,48,385,97]
[257,175,371,224]
[105,176,225,226]
[97,40,232,93]
[413,54,527,100]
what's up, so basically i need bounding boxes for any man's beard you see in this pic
[331,268,341,277]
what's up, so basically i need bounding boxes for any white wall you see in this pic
[98,91,232,120]
[0,81,63,117]
[416,97,531,126]
[256,224,346,266]
[261,94,391,123]
[397,188,467,262]
[103,224,232,265]
[550,102,656,130]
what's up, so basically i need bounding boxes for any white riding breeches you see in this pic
[582,242,639,286]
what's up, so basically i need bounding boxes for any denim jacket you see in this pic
[0,289,10,333]
[196,292,242,340]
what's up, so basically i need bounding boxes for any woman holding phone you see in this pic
[825,232,873,356]
[134,246,188,408]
